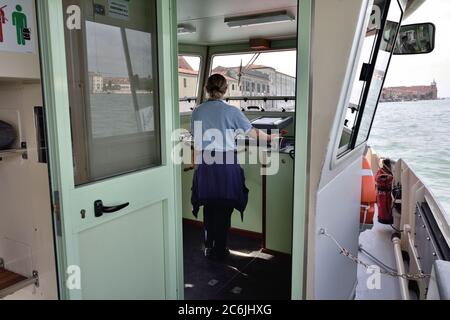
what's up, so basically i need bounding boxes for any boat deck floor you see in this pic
[356,210,417,300]
[183,222,292,300]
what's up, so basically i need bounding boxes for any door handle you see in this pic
[94,200,130,218]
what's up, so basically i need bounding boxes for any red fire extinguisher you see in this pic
[376,159,394,225]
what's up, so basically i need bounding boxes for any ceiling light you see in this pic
[224,10,295,28]
[177,24,196,35]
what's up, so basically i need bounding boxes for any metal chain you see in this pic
[320,230,431,281]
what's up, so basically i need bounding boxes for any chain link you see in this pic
[321,230,431,281]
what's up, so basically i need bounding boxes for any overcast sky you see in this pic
[87,21,153,78]
[385,0,450,97]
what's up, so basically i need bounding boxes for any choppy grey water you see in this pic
[369,99,450,216]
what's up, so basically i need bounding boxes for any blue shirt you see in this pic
[191,100,253,152]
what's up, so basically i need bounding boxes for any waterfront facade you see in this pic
[381,81,438,102]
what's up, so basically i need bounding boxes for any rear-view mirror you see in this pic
[394,23,435,55]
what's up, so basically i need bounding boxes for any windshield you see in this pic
[210,50,297,112]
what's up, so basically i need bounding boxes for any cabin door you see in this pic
[38,0,181,299]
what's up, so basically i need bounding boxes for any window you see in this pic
[63,0,161,186]
[338,0,403,156]
[178,55,201,113]
[210,50,297,111]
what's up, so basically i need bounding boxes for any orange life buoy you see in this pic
[361,156,377,225]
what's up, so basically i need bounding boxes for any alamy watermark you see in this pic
[66,265,81,290]
[366,265,382,290]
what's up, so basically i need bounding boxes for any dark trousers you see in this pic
[203,204,234,252]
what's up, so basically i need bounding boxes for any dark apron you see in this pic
[191,151,249,221]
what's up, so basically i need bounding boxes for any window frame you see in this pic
[178,53,203,114]
[207,47,298,112]
[337,0,404,159]
[62,0,163,186]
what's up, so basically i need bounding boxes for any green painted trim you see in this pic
[169,0,185,300]
[179,44,208,56]
[36,0,68,300]
[156,0,184,300]
[37,0,76,300]
[291,0,313,300]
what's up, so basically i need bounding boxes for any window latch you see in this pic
[359,63,372,82]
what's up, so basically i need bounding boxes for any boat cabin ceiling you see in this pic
[177,0,298,45]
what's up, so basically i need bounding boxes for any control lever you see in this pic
[247,106,265,112]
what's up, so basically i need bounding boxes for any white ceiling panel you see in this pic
[177,0,298,45]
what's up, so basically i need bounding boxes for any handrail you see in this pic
[392,234,411,300]
[179,96,296,102]
[179,97,197,102]
[223,96,296,102]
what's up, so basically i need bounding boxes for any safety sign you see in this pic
[108,0,130,21]
[0,0,35,54]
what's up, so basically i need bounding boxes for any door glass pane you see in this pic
[63,0,161,186]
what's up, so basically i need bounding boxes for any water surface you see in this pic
[369,100,450,216]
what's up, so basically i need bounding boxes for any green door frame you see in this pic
[291,0,312,300]
[178,0,313,300]
[37,0,71,299]
[37,0,311,300]
[169,0,185,300]
[37,0,183,300]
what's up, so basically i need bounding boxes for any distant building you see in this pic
[381,81,438,102]
[89,72,104,94]
[211,65,295,110]
[178,56,199,99]
[103,76,131,92]
[176,58,296,111]
[248,65,296,97]
[212,66,268,98]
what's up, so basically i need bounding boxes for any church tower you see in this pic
[431,79,438,100]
